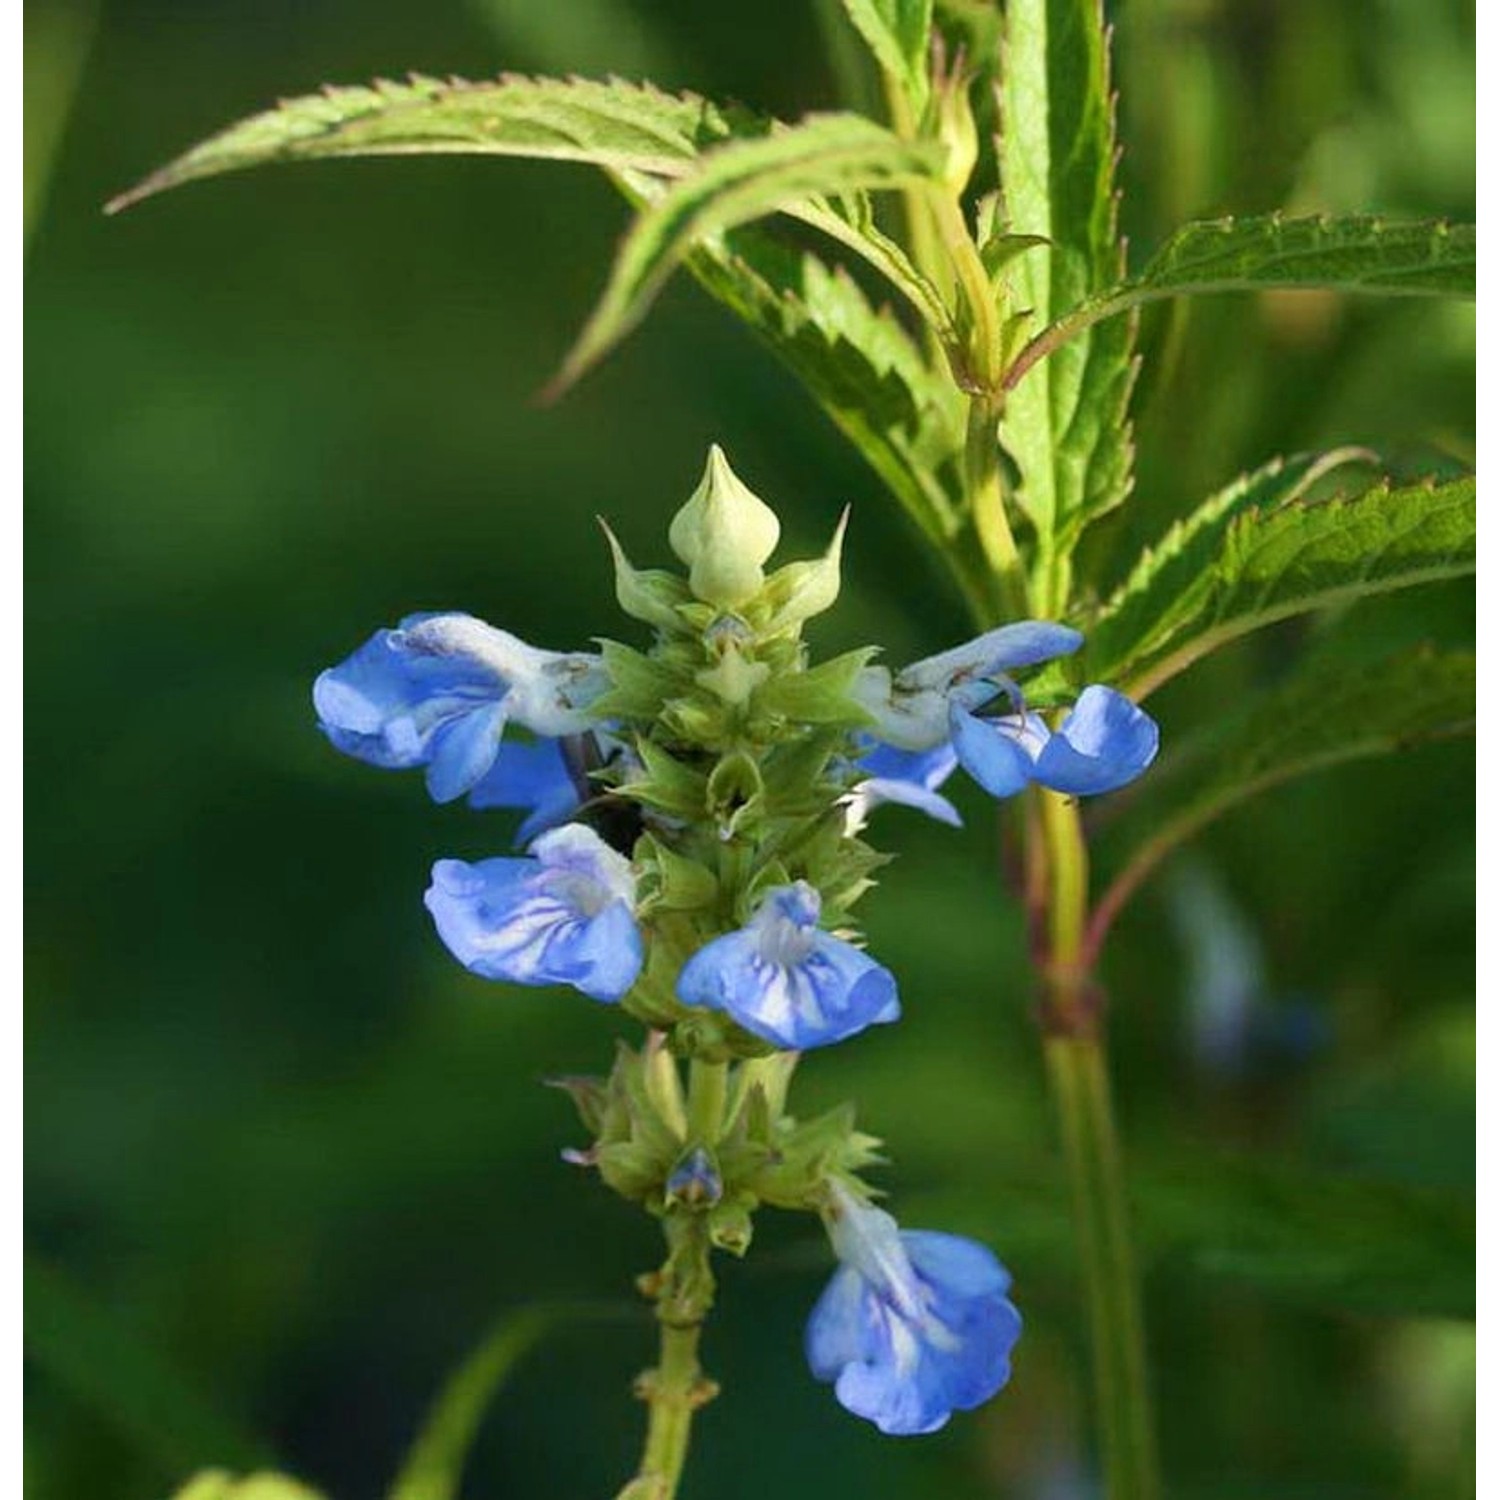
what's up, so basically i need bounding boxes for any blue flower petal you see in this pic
[1032,685,1159,796]
[948,706,1041,798]
[676,883,899,1049]
[423,825,642,1003]
[853,776,963,828]
[467,738,581,842]
[315,618,508,781]
[425,700,508,803]
[806,1198,1022,1437]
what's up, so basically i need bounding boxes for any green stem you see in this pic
[965,395,1029,619]
[687,1058,728,1144]
[625,1209,717,1500]
[634,1319,707,1500]
[1037,794,1160,1500]
[881,75,953,316]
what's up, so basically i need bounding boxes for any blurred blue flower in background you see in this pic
[806,1188,1022,1434]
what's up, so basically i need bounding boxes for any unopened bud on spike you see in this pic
[598,519,691,633]
[669,446,781,608]
[665,1145,723,1207]
[760,506,850,634]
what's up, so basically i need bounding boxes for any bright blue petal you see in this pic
[466,738,581,842]
[423,831,642,1002]
[854,776,963,828]
[314,620,509,791]
[676,885,900,1049]
[425,700,508,803]
[949,707,1037,798]
[1032,685,1159,796]
[806,1204,1022,1437]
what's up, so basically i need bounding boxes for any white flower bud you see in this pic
[668,445,781,608]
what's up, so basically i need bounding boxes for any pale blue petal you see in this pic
[949,707,1036,798]
[805,1266,872,1379]
[423,847,642,1002]
[677,926,898,1050]
[425,700,508,803]
[1032,685,1159,796]
[854,776,963,828]
[557,899,645,1002]
[806,1216,1022,1437]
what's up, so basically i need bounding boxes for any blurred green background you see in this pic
[25,1,1474,1497]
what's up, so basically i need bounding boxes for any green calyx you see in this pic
[555,1042,884,1238]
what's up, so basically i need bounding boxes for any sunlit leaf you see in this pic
[1005,214,1477,387]
[839,0,935,113]
[997,0,1136,613]
[1084,474,1474,698]
[548,114,948,393]
[107,73,752,212]
[682,230,965,544]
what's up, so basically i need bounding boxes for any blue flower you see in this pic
[424,823,643,1002]
[843,739,962,832]
[676,882,899,1050]
[949,684,1159,798]
[313,612,605,804]
[855,625,1158,801]
[806,1189,1021,1435]
[852,621,1083,751]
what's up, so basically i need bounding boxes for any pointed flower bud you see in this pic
[759,507,849,635]
[599,520,692,634]
[668,445,781,608]
[665,1145,723,1208]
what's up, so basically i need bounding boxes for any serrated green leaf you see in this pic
[1030,448,1375,698]
[839,0,935,113]
[1006,214,1477,387]
[24,1259,273,1477]
[997,0,1136,613]
[108,74,748,212]
[677,228,966,547]
[1091,647,1474,946]
[387,1302,638,1500]
[1092,476,1475,698]
[550,113,949,393]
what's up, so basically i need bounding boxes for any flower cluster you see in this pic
[313,447,1156,1434]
